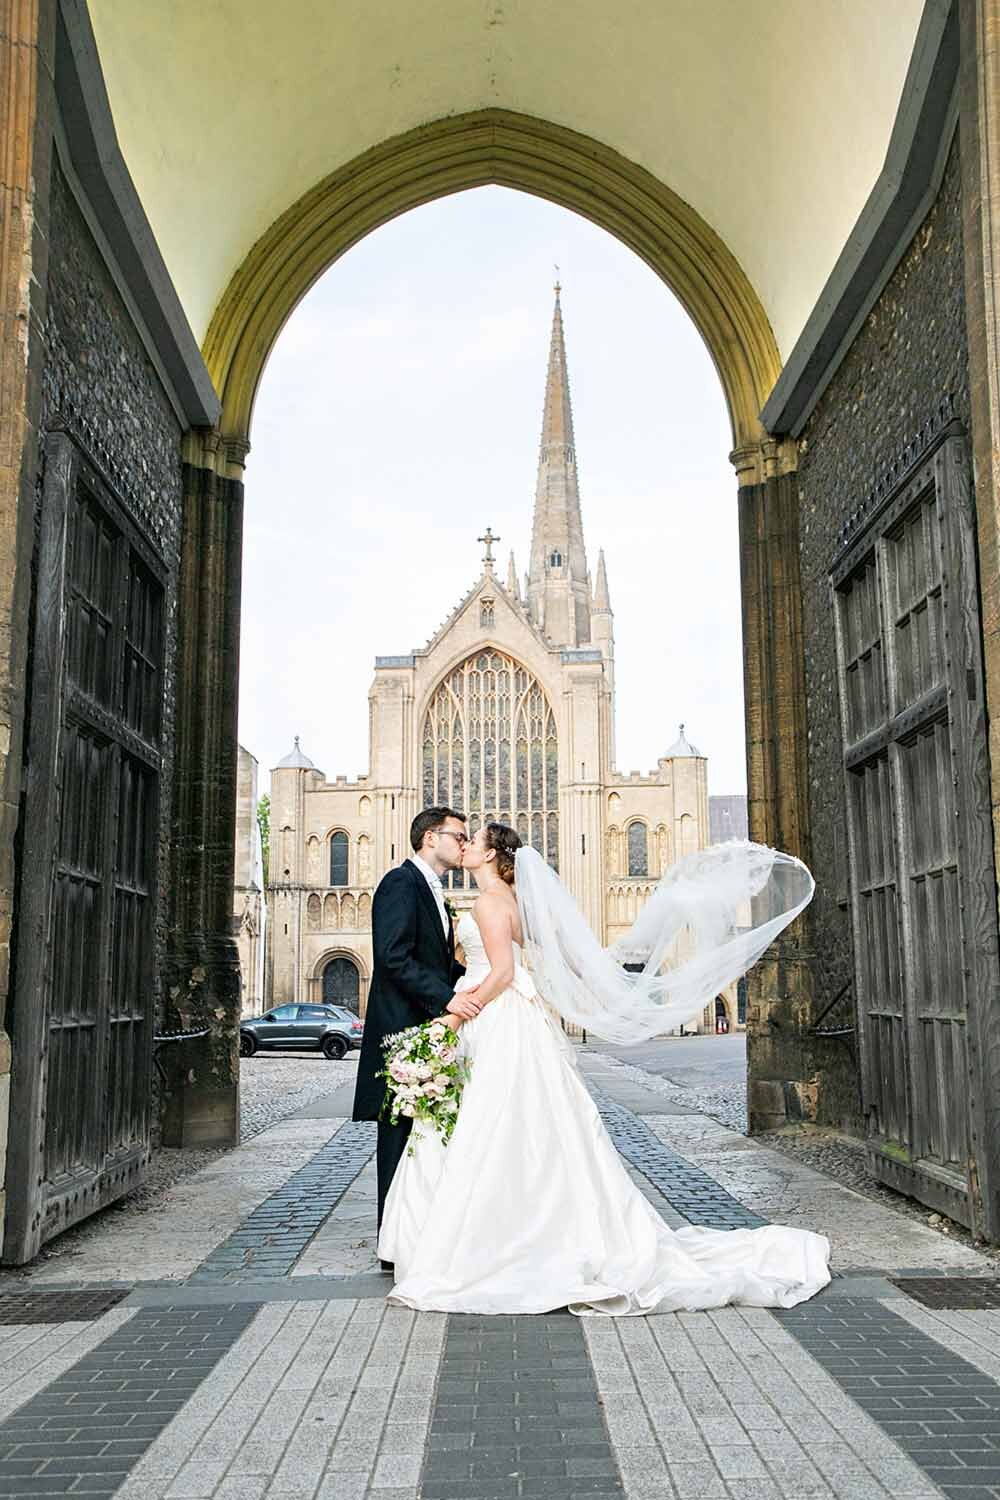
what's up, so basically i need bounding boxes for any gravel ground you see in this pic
[238,1053,358,1139]
[594,1050,1000,1268]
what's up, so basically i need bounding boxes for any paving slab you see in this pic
[2,1044,999,1500]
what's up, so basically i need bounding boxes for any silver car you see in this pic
[239,1003,364,1061]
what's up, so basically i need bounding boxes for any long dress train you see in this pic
[378,913,830,1316]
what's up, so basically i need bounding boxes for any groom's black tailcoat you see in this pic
[352,859,465,1230]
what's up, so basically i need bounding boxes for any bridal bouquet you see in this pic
[379,1018,470,1146]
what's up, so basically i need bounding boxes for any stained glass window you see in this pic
[627,821,648,878]
[330,831,349,886]
[421,649,559,872]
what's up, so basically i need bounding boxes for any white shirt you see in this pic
[409,854,450,937]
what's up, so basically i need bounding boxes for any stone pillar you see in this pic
[161,433,245,1147]
[733,442,817,1131]
[0,0,56,1229]
[959,0,1000,1238]
[561,664,607,939]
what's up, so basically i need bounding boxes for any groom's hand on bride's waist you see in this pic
[446,987,482,1021]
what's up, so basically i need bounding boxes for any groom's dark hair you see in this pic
[410,806,466,852]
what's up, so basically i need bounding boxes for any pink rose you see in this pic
[439,1046,457,1065]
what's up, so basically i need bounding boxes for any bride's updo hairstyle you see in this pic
[484,823,521,885]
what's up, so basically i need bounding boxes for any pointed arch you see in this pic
[421,648,559,877]
[204,110,779,453]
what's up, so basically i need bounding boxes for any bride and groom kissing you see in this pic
[352,805,831,1317]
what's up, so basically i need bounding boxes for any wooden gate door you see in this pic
[322,956,360,1013]
[4,433,166,1264]
[831,411,1000,1238]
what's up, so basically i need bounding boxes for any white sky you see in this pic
[239,186,746,798]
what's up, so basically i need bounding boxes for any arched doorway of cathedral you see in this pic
[321,957,361,1015]
[313,950,369,1019]
[177,109,809,1157]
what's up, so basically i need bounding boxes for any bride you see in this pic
[378,822,830,1315]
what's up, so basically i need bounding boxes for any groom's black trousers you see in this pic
[352,860,464,1239]
[377,1116,413,1232]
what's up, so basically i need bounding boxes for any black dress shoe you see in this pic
[380,1259,395,1273]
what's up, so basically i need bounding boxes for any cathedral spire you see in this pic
[593,548,611,611]
[526,284,591,646]
[506,549,520,600]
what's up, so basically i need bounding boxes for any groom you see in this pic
[353,806,480,1263]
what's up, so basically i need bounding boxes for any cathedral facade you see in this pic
[266,291,727,1029]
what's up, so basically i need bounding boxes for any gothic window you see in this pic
[480,599,495,628]
[329,830,349,886]
[627,820,648,878]
[549,550,562,568]
[421,649,559,875]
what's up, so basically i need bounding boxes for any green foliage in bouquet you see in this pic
[379,1018,472,1149]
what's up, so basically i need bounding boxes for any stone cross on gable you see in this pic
[478,527,500,568]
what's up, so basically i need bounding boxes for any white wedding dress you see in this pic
[378,912,830,1316]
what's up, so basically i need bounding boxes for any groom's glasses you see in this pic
[437,830,468,847]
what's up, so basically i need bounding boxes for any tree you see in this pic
[257,794,270,886]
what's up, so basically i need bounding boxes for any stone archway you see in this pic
[203,110,780,455]
[310,948,371,1018]
[169,109,810,1146]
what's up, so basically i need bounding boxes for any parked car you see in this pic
[239,1003,364,1061]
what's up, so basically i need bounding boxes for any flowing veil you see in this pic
[513,840,814,1044]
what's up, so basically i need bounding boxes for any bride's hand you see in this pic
[443,1012,463,1031]
[447,987,482,1021]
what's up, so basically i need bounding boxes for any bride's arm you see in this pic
[465,893,515,1011]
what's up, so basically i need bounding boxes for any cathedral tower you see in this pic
[526,286,593,647]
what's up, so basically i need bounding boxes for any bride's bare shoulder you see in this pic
[472,887,521,940]
[472,887,510,913]
[472,888,516,920]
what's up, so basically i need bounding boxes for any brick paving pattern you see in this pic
[586,1302,939,1500]
[884,1293,1000,1384]
[776,1296,1000,1499]
[0,1305,259,1497]
[113,1299,444,1500]
[5,1054,1000,1500]
[187,1121,376,1284]
[0,1314,137,1428]
[422,1314,623,1500]
[588,1083,767,1230]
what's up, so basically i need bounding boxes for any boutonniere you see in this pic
[444,897,458,924]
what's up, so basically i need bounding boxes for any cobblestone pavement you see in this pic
[2,1045,1000,1500]
[239,1054,359,1141]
